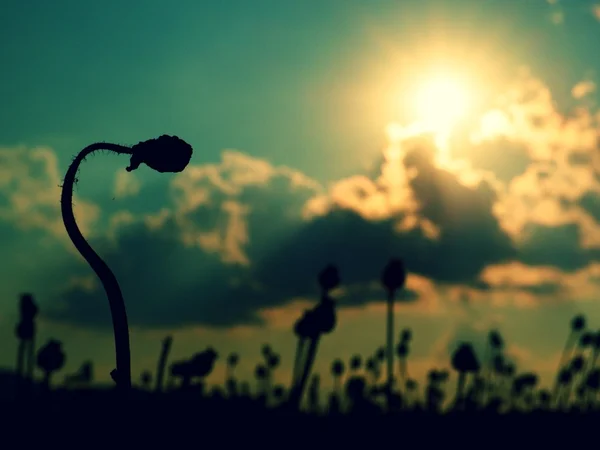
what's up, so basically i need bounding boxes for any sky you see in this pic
[2,0,600,391]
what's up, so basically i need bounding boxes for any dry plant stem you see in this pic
[290,337,320,409]
[552,332,576,407]
[155,336,173,393]
[386,289,394,411]
[61,142,134,394]
[292,338,306,387]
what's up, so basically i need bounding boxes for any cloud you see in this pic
[21,67,600,330]
[44,151,331,328]
[113,170,141,199]
[0,145,100,244]
[593,3,600,21]
[572,81,596,99]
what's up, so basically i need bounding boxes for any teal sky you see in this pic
[2,0,600,391]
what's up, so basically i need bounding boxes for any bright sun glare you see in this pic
[413,75,470,132]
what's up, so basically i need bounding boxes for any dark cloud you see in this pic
[45,209,422,329]
[579,191,600,223]
[43,137,597,329]
[518,222,600,272]
[47,218,268,329]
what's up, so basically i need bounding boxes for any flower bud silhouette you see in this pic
[572,315,586,332]
[451,343,480,410]
[189,347,218,379]
[570,355,585,373]
[580,332,593,348]
[227,352,240,368]
[489,330,504,350]
[267,353,280,370]
[381,258,407,411]
[350,355,362,371]
[400,328,412,343]
[15,293,38,389]
[37,339,66,389]
[313,297,337,335]
[289,266,341,410]
[331,358,345,396]
[60,135,193,395]
[381,258,407,293]
[318,264,340,293]
[126,135,193,173]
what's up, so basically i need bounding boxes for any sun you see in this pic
[413,75,471,132]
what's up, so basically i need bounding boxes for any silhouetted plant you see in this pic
[350,354,362,372]
[262,349,280,400]
[365,356,379,386]
[510,373,537,411]
[261,344,273,360]
[553,314,586,406]
[15,293,38,392]
[140,370,152,390]
[170,347,217,393]
[538,389,552,411]
[155,335,172,393]
[240,382,251,398]
[484,329,504,404]
[255,363,268,403]
[345,376,367,412]
[64,361,93,387]
[60,135,192,394]
[227,352,240,379]
[381,258,407,411]
[308,374,320,413]
[375,346,385,362]
[289,264,339,410]
[556,367,573,409]
[585,368,600,408]
[426,370,447,413]
[331,358,345,397]
[396,328,412,385]
[273,385,286,406]
[580,332,593,349]
[36,339,66,390]
[451,343,480,410]
[583,330,600,380]
[226,352,240,396]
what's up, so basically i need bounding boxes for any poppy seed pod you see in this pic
[382,258,407,293]
[451,343,480,373]
[126,135,193,173]
[37,339,66,375]
[314,298,337,334]
[318,265,340,293]
[571,314,586,332]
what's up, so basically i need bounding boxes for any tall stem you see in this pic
[386,289,394,412]
[289,337,320,409]
[292,337,306,387]
[155,335,173,393]
[60,142,134,394]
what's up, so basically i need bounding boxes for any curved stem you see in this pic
[60,142,134,394]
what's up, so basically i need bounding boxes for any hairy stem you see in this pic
[60,142,134,394]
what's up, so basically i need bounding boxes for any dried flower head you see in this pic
[381,258,407,293]
[126,135,193,173]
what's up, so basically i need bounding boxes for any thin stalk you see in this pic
[386,289,394,412]
[61,142,134,395]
